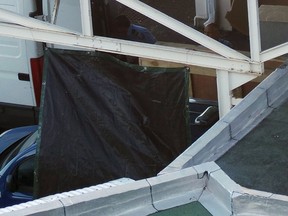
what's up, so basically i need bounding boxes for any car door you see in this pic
[0,154,34,207]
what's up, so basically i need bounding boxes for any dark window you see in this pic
[10,156,35,195]
[0,131,37,170]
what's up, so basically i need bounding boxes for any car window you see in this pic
[0,131,38,170]
[0,136,27,169]
[9,156,35,195]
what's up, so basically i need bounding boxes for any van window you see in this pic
[9,156,35,195]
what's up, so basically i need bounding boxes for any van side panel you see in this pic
[0,0,40,107]
[0,36,35,106]
[0,0,41,129]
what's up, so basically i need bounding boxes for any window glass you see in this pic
[9,156,35,195]
[0,131,37,170]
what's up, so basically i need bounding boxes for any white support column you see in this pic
[216,71,258,117]
[216,0,264,118]
[247,0,261,61]
[51,0,60,24]
[79,0,93,36]
[247,0,263,71]
[216,70,231,118]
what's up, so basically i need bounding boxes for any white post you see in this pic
[51,0,60,24]
[79,0,93,36]
[247,0,261,62]
[216,70,231,118]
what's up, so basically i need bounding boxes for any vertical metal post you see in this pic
[51,0,60,24]
[216,70,231,118]
[216,0,262,118]
[79,0,93,36]
[247,0,261,62]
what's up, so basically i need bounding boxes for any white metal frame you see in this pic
[0,0,286,117]
[80,0,93,36]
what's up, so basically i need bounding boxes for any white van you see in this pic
[0,0,44,129]
[0,0,84,129]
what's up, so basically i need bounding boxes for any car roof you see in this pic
[0,137,37,176]
[0,125,38,155]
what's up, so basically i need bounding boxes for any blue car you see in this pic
[0,99,218,208]
[0,125,38,208]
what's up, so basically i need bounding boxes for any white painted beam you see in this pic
[0,23,254,73]
[0,8,78,33]
[261,42,288,62]
[116,0,249,61]
[229,72,257,90]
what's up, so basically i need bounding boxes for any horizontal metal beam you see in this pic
[0,23,256,73]
[0,8,78,34]
[261,42,288,62]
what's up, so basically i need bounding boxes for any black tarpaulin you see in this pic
[34,49,190,198]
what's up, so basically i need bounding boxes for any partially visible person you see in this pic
[204,23,233,48]
[110,15,156,64]
[111,15,156,44]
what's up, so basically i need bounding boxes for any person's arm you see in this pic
[128,24,156,44]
